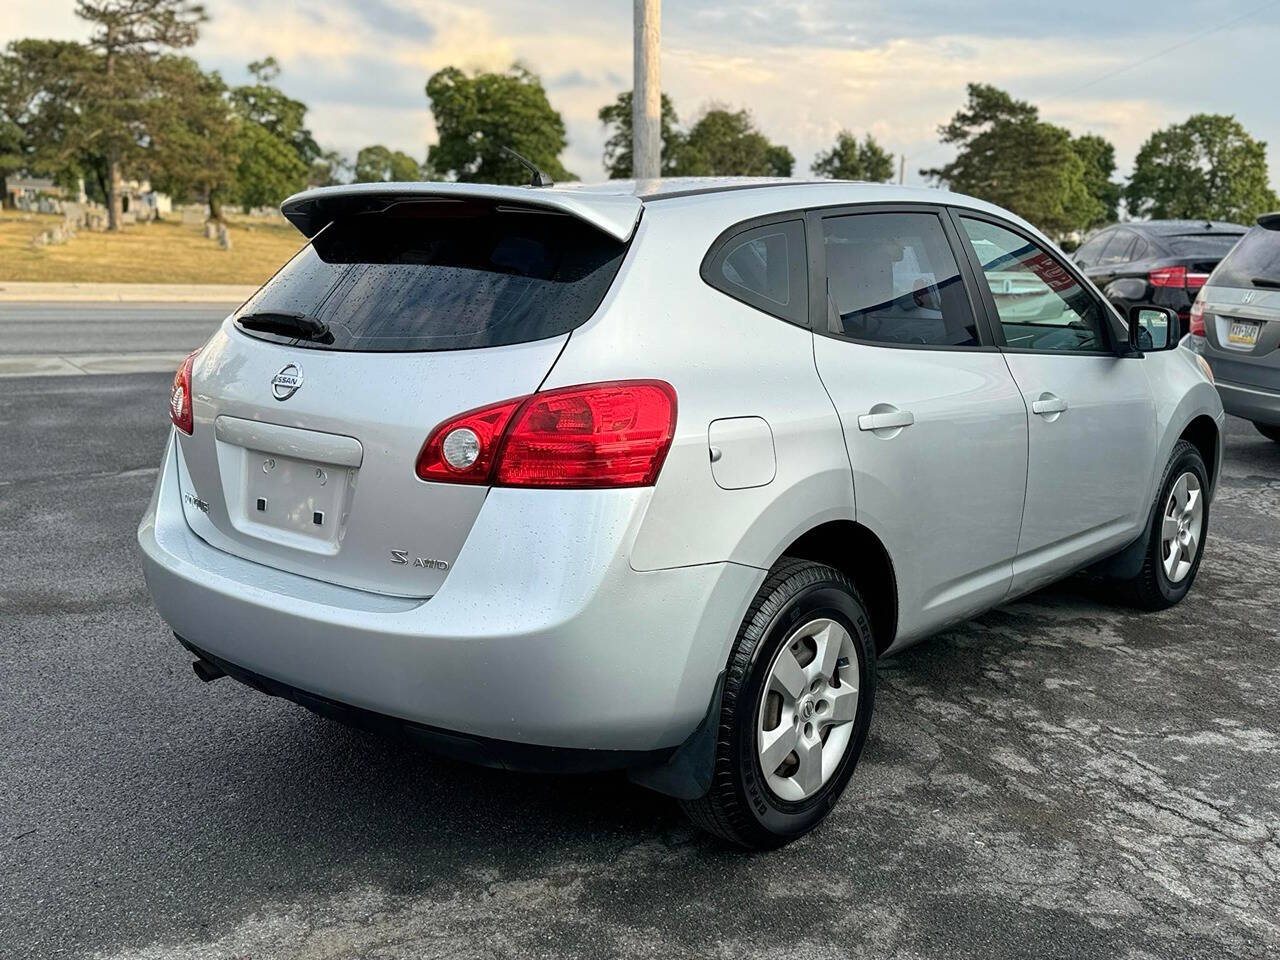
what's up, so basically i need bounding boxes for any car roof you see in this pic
[1120,219,1249,235]
[281,177,1041,245]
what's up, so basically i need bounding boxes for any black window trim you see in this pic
[946,207,1129,358]
[804,202,1001,352]
[699,213,810,327]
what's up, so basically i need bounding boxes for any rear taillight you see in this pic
[416,380,677,489]
[1186,271,1209,289]
[415,396,524,484]
[1149,265,1187,288]
[1188,291,1207,337]
[169,350,198,434]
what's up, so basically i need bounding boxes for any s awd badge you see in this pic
[391,550,450,571]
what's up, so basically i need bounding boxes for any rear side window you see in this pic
[823,212,979,347]
[1073,231,1111,266]
[1167,233,1246,257]
[1098,231,1137,264]
[235,200,628,352]
[703,219,808,325]
[1206,226,1279,286]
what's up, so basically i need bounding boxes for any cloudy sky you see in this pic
[5,0,1278,186]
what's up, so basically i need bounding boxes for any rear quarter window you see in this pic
[702,219,809,326]
[234,199,628,352]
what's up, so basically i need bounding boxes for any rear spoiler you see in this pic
[280,182,643,242]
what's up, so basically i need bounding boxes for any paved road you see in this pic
[0,301,228,355]
[2,374,1278,960]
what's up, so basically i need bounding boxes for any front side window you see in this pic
[961,217,1111,354]
[822,212,979,347]
[704,219,808,325]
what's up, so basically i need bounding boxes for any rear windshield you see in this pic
[1212,225,1280,288]
[1165,233,1244,257]
[235,200,628,352]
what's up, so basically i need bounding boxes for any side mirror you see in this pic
[1128,304,1179,352]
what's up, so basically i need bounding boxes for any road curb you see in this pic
[0,352,190,378]
[0,282,254,303]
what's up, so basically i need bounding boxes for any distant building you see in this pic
[5,176,84,207]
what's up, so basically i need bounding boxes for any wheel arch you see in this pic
[777,519,898,655]
[1179,414,1220,497]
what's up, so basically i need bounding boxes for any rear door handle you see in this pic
[1031,394,1068,417]
[857,409,915,432]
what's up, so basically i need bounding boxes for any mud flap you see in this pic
[627,672,725,801]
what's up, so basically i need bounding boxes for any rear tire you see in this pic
[1116,439,1209,610]
[1254,422,1280,443]
[680,558,876,849]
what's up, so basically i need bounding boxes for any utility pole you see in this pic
[633,0,661,181]
[899,155,906,185]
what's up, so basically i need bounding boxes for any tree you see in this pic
[225,59,310,211]
[353,144,423,182]
[228,56,319,170]
[1070,133,1121,228]
[75,0,209,230]
[308,149,349,188]
[143,55,237,220]
[1126,114,1278,223]
[0,39,104,200]
[426,64,575,184]
[812,130,894,182]
[231,117,308,210]
[924,83,1100,242]
[673,107,792,177]
[598,90,683,178]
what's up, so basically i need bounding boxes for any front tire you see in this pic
[680,558,876,849]
[1118,439,1210,610]
[1254,422,1280,443]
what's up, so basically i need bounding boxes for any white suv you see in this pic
[139,178,1223,848]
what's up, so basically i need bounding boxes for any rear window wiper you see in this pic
[237,311,332,341]
[1250,277,1280,290]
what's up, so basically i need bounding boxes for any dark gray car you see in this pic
[1187,214,1280,441]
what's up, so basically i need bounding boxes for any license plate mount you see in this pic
[1227,319,1261,347]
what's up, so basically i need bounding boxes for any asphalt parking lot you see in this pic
[2,371,1278,960]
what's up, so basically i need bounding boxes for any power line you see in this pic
[1054,0,1280,98]
[906,1,1279,180]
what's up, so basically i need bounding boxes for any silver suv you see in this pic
[139,178,1224,848]
[1185,213,1280,441]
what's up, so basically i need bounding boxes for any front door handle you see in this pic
[857,408,915,432]
[1031,393,1068,417]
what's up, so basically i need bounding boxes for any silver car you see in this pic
[1185,213,1280,440]
[138,178,1224,848]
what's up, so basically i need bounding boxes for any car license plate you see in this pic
[1227,319,1261,346]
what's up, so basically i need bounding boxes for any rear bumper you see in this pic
[1215,379,1280,426]
[139,433,762,756]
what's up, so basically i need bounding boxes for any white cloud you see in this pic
[3,0,1277,187]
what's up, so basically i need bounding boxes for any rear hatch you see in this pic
[1199,222,1280,381]
[175,187,637,598]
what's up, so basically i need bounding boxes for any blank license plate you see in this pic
[1227,319,1261,346]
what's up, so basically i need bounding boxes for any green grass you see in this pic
[0,209,303,284]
